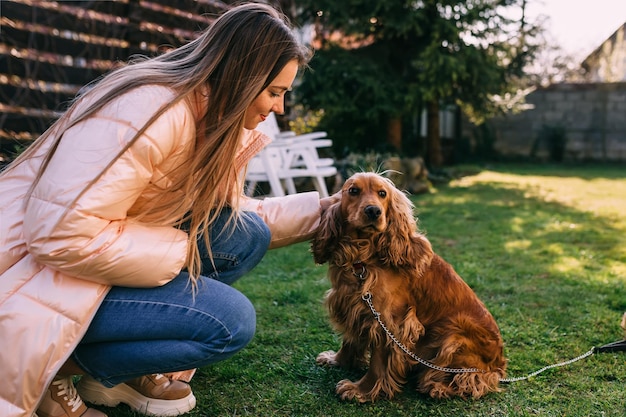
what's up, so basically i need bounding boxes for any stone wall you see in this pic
[479,82,626,161]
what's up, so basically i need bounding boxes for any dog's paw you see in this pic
[316,350,339,367]
[336,379,369,403]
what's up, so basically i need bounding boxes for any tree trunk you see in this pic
[426,100,443,168]
[387,116,402,151]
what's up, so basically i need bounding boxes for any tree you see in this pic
[295,0,541,167]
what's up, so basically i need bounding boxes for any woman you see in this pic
[0,4,335,417]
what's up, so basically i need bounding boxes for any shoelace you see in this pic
[53,377,83,413]
[143,373,169,389]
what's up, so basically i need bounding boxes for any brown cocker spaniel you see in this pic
[312,172,506,402]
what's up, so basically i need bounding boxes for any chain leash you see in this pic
[362,292,484,374]
[361,292,598,383]
[498,347,595,383]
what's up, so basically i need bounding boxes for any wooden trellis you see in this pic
[0,0,230,161]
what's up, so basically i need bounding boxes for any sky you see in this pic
[525,0,626,59]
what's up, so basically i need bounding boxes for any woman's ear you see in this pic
[311,201,343,264]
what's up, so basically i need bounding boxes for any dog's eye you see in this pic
[378,190,387,198]
[348,187,360,196]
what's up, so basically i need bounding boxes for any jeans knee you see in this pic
[197,212,271,284]
[226,295,257,354]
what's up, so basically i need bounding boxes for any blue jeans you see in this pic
[72,210,271,387]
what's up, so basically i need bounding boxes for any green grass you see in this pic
[101,163,626,417]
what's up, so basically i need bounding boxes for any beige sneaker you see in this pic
[37,376,107,417]
[77,374,196,416]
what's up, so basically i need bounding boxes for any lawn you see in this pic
[102,163,626,417]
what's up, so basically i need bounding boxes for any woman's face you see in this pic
[244,59,299,130]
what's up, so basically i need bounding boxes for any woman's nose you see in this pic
[271,99,284,115]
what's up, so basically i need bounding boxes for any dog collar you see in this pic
[352,262,367,280]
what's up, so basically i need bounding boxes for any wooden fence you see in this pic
[0,0,231,160]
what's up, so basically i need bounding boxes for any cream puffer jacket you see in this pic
[0,85,323,417]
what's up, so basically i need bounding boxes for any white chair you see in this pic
[246,114,337,197]
[255,112,328,142]
[245,144,288,197]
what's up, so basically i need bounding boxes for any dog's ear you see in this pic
[379,184,433,271]
[311,201,343,264]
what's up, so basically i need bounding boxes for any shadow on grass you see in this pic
[418,180,625,306]
[478,162,626,180]
[416,179,626,384]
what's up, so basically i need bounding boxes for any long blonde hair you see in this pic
[6,3,311,283]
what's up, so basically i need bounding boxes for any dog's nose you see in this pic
[364,205,382,220]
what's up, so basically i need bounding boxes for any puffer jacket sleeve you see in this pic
[22,87,192,287]
[240,192,321,249]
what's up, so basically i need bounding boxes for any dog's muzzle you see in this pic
[364,205,382,220]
